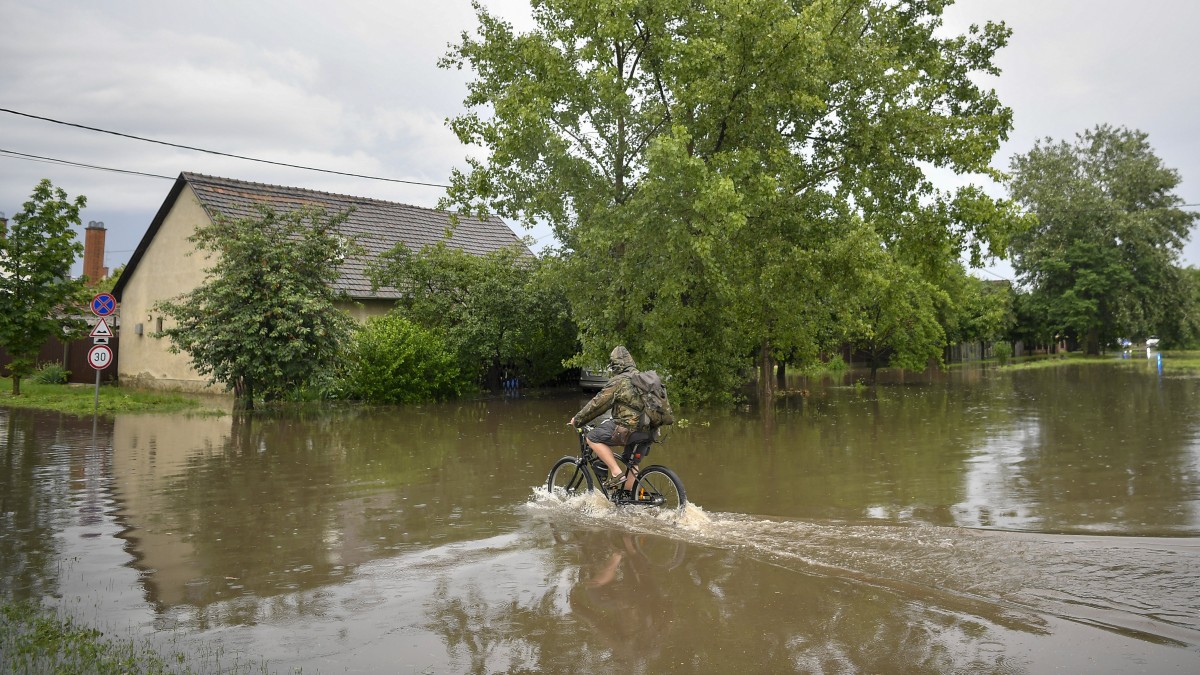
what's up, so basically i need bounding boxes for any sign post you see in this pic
[89,293,117,412]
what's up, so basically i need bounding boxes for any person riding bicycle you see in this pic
[568,345,652,496]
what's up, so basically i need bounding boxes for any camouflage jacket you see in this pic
[573,346,643,429]
[573,372,644,430]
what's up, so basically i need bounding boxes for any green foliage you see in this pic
[368,242,578,389]
[0,179,88,395]
[442,0,1024,404]
[1007,125,1198,354]
[1158,266,1200,349]
[93,263,125,294]
[834,243,949,378]
[154,205,360,408]
[939,268,1016,346]
[340,313,466,403]
[30,362,69,384]
[992,340,1012,365]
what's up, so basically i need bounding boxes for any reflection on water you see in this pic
[2,361,1200,672]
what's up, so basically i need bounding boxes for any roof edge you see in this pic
[112,173,189,301]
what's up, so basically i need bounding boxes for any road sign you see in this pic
[90,317,113,338]
[91,293,116,317]
[87,344,113,370]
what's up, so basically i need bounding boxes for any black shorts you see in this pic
[587,419,651,463]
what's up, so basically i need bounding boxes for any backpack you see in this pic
[629,370,675,429]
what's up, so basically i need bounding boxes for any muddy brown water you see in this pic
[2,359,1199,673]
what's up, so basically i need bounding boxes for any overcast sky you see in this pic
[2,0,1198,281]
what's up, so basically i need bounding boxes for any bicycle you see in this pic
[546,424,687,510]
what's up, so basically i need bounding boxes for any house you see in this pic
[112,172,527,392]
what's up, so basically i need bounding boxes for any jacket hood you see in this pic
[608,345,637,375]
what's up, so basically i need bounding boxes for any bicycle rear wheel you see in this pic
[547,456,594,498]
[630,465,686,510]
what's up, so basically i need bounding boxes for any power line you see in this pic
[0,148,174,180]
[972,266,1013,282]
[0,106,451,189]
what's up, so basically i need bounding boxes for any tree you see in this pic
[341,313,466,403]
[836,244,949,381]
[154,205,359,409]
[1158,266,1200,349]
[939,268,1015,354]
[367,242,577,391]
[442,0,1023,404]
[1007,125,1197,354]
[0,179,88,395]
[93,263,126,294]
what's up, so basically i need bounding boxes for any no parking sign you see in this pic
[88,293,118,411]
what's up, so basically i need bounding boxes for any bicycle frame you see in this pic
[547,424,683,508]
[576,426,646,493]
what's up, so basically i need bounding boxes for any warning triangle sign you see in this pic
[91,317,113,338]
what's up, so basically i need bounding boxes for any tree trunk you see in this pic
[1086,327,1100,355]
[776,359,787,391]
[235,376,255,411]
[758,339,775,405]
[486,355,502,393]
[11,375,21,396]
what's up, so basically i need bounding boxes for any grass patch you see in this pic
[0,601,276,674]
[0,378,225,417]
[1159,350,1200,372]
[999,353,1116,370]
[992,350,1200,373]
[1,600,174,674]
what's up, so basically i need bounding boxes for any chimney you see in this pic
[83,220,108,286]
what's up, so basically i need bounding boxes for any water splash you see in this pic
[528,487,1200,648]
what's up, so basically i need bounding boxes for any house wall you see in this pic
[117,185,219,393]
[339,298,396,323]
[117,187,400,393]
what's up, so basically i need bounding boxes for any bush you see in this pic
[31,362,69,384]
[992,341,1013,365]
[340,314,467,403]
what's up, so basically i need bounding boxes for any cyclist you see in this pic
[568,345,651,496]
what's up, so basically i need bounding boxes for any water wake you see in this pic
[527,486,1200,649]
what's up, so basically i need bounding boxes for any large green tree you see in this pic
[835,240,949,381]
[368,242,577,390]
[442,0,1023,404]
[155,205,359,408]
[1157,265,1200,349]
[938,267,1015,354]
[1007,125,1197,354]
[0,179,88,395]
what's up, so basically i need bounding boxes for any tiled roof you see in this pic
[184,173,527,299]
[113,172,528,301]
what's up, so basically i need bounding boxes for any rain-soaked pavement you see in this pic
[2,359,1199,673]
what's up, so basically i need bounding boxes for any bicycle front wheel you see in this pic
[630,465,687,510]
[547,456,594,498]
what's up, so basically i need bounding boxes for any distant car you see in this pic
[1146,337,1160,348]
[580,367,609,391]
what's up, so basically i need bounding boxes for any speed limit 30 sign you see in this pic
[88,344,113,370]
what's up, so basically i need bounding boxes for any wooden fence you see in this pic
[0,335,118,384]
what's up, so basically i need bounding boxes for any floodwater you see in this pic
[2,359,1199,673]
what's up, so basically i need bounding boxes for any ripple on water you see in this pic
[527,486,1200,649]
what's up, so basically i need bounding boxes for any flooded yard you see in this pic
[2,360,1199,672]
